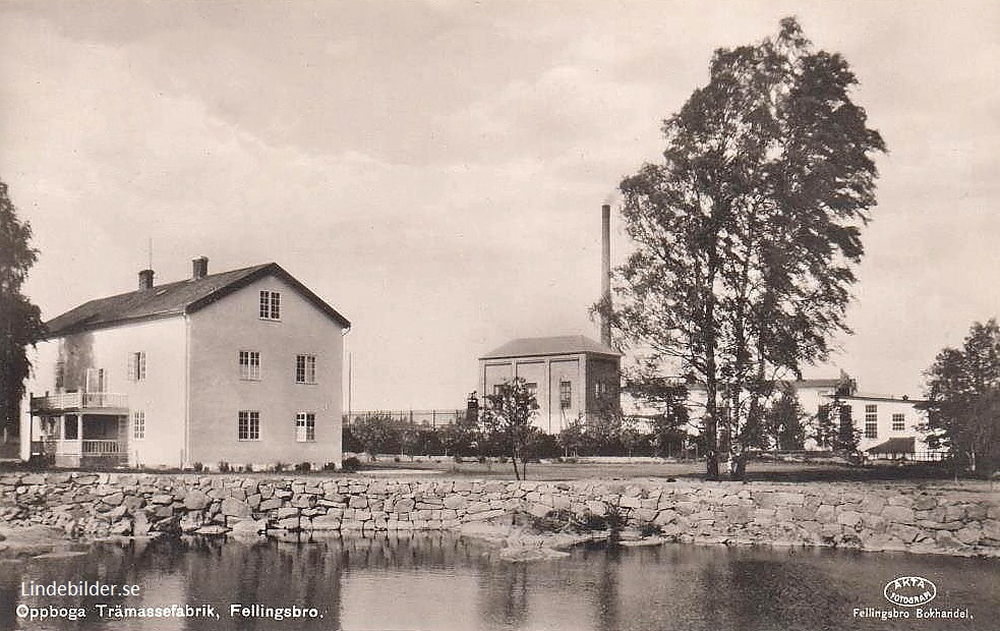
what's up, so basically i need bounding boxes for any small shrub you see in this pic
[530,509,574,533]
[322,461,338,471]
[570,512,609,532]
[295,461,312,473]
[217,461,231,473]
[191,462,204,472]
[342,456,361,472]
[638,521,663,538]
[273,462,286,472]
[393,456,400,463]
[243,463,254,473]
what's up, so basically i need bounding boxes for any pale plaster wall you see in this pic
[187,274,345,468]
[20,318,189,467]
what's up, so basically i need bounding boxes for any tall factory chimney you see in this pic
[600,203,612,347]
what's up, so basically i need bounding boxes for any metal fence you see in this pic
[344,409,465,428]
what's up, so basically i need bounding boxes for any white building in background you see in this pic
[627,371,944,460]
[21,258,350,470]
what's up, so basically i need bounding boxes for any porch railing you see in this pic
[31,392,128,412]
[82,439,122,456]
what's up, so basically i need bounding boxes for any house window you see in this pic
[865,420,878,439]
[55,361,65,390]
[864,404,877,438]
[296,354,317,384]
[259,290,281,320]
[128,351,146,381]
[239,351,260,380]
[862,404,877,439]
[296,412,316,442]
[238,410,260,441]
[559,381,572,409]
[132,410,146,440]
[892,413,905,431]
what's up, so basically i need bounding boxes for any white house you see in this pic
[21,258,350,469]
[627,371,944,460]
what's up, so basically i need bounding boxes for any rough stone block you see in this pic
[882,506,915,525]
[259,498,283,512]
[837,511,862,527]
[221,498,251,518]
[184,490,211,511]
[101,493,125,507]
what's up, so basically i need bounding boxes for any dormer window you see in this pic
[259,290,281,320]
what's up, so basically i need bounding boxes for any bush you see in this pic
[294,461,312,473]
[273,462,286,472]
[342,456,361,472]
[217,461,231,473]
[322,461,338,471]
[243,463,253,473]
[570,512,608,532]
[191,462,204,472]
[638,521,663,537]
[530,509,574,533]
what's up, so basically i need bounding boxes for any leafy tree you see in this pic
[0,180,45,440]
[557,415,587,457]
[624,371,690,457]
[603,18,885,479]
[763,385,807,450]
[479,378,538,480]
[350,414,395,460]
[919,319,1000,477]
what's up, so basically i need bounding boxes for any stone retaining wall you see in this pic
[2,473,998,556]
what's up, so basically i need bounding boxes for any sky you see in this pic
[1,1,998,410]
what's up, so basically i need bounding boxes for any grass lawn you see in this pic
[357,458,970,484]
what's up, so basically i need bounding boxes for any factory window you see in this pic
[559,381,572,409]
[238,410,260,441]
[892,413,905,431]
[259,290,281,320]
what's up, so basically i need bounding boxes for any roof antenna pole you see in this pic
[148,238,153,270]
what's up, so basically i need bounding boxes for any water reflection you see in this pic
[1,534,998,631]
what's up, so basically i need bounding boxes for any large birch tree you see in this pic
[606,18,886,479]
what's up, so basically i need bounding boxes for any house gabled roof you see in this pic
[43,262,350,338]
[480,335,620,360]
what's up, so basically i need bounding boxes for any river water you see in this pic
[2,533,997,631]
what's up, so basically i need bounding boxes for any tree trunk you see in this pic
[730,452,747,481]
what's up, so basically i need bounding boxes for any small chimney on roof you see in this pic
[192,256,209,280]
[138,269,155,291]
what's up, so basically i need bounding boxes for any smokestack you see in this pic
[138,269,155,291]
[601,204,612,347]
[192,256,209,279]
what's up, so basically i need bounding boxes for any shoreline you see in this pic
[2,472,998,560]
